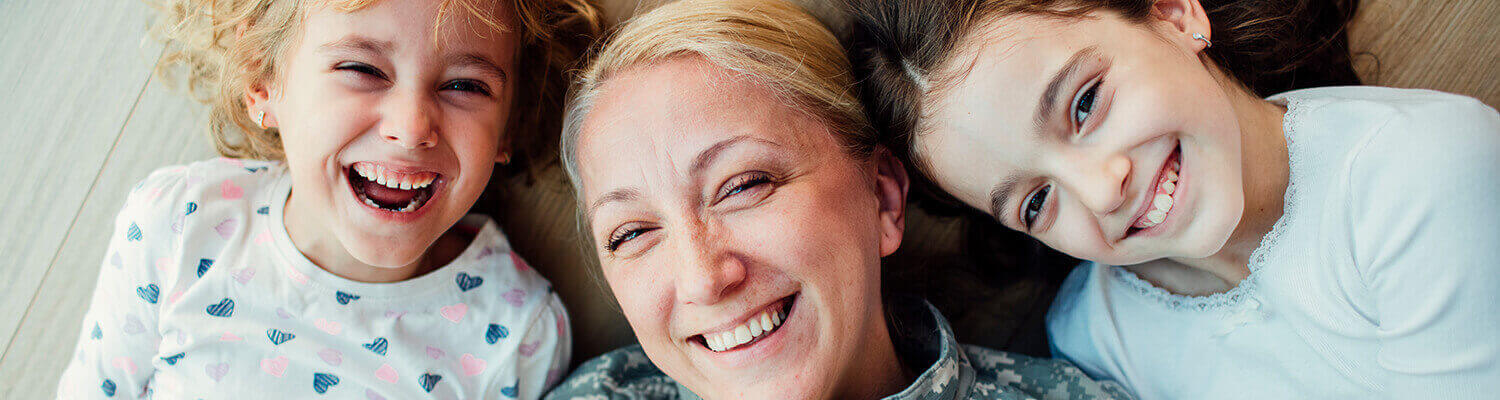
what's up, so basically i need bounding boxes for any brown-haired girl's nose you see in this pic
[1073,153,1131,216]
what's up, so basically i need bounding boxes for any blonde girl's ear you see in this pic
[1150,0,1213,52]
[243,83,276,130]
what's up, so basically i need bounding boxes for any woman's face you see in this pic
[918,8,1245,266]
[576,57,908,399]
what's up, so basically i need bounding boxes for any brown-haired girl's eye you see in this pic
[1022,184,1051,229]
[1072,79,1101,129]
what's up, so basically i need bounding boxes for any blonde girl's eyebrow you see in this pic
[1032,45,1101,132]
[317,35,395,56]
[446,53,508,83]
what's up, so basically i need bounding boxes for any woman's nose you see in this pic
[1066,152,1131,216]
[673,228,746,305]
[380,89,438,150]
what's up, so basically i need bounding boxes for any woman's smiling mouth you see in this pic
[696,294,796,353]
[347,162,441,213]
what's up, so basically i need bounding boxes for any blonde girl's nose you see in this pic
[381,92,439,150]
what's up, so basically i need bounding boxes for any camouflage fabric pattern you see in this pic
[545,302,1132,400]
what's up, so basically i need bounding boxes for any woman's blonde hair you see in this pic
[559,0,872,202]
[150,0,601,171]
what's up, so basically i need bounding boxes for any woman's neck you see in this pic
[282,189,455,283]
[837,304,914,399]
[1135,68,1290,296]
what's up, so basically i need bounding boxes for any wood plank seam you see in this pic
[0,45,167,363]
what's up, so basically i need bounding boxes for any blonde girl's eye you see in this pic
[440,79,492,97]
[1021,184,1052,230]
[1072,78,1102,129]
[334,62,388,80]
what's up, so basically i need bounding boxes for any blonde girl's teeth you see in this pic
[1161,181,1176,194]
[760,312,774,330]
[747,318,763,336]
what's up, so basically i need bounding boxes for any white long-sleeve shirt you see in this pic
[1048,87,1500,399]
[57,159,570,399]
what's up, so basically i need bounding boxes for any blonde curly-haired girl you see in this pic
[57,0,599,398]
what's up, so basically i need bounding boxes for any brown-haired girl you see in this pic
[57,0,598,397]
[848,0,1500,398]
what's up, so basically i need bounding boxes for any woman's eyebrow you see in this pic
[1032,45,1100,132]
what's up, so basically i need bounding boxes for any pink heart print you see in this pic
[375,363,399,383]
[261,356,288,377]
[112,357,137,374]
[426,346,446,359]
[503,289,526,307]
[460,354,487,376]
[220,332,243,342]
[440,303,468,323]
[519,341,540,357]
[205,362,230,382]
[221,180,243,199]
[318,348,343,366]
[234,267,256,284]
[214,218,237,239]
[315,318,342,335]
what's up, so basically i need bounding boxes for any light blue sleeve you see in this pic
[1346,94,1500,397]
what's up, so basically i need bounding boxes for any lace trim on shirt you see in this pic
[1110,96,1309,312]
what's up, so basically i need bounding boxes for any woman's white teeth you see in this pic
[1136,161,1181,229]
[353,163,435,190]
[705,308,786,352]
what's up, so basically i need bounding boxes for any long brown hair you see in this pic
[845,0,1360,213]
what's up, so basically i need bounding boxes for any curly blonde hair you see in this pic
[150,0,601,172]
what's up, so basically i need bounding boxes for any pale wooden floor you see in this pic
[2,0,1496,398]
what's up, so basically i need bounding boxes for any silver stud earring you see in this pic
[254,110,266,129]
[1192,33,1212,48]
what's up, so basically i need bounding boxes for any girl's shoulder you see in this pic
[129,158,287,212]
[1272,86,1498,145]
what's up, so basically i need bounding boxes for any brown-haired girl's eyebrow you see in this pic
[1032,45,1100,132]
[989,175,1021,223]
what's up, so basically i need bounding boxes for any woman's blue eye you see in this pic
[716,173,772,203]
[1072,80,1100,127]
[1023,185,1051,229]
[606,228,646,252]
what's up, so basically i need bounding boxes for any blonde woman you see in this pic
[542,1,1131,399]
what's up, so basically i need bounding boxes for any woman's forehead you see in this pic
[577,58,835,189]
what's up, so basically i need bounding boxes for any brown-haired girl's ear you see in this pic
[873,146,911,257]
[1150,0,1213,52]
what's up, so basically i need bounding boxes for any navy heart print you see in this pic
[267,329,295,345]
[486,324,509,345]
[455,273,483,292]
[313,372,339,394]
[137,284,159,304]
[363,337,389,356]
[206,298,234,317]
[161,352,185,365]
[335,291,360,305]
[418,373,442,393]
[197,258,214,278]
